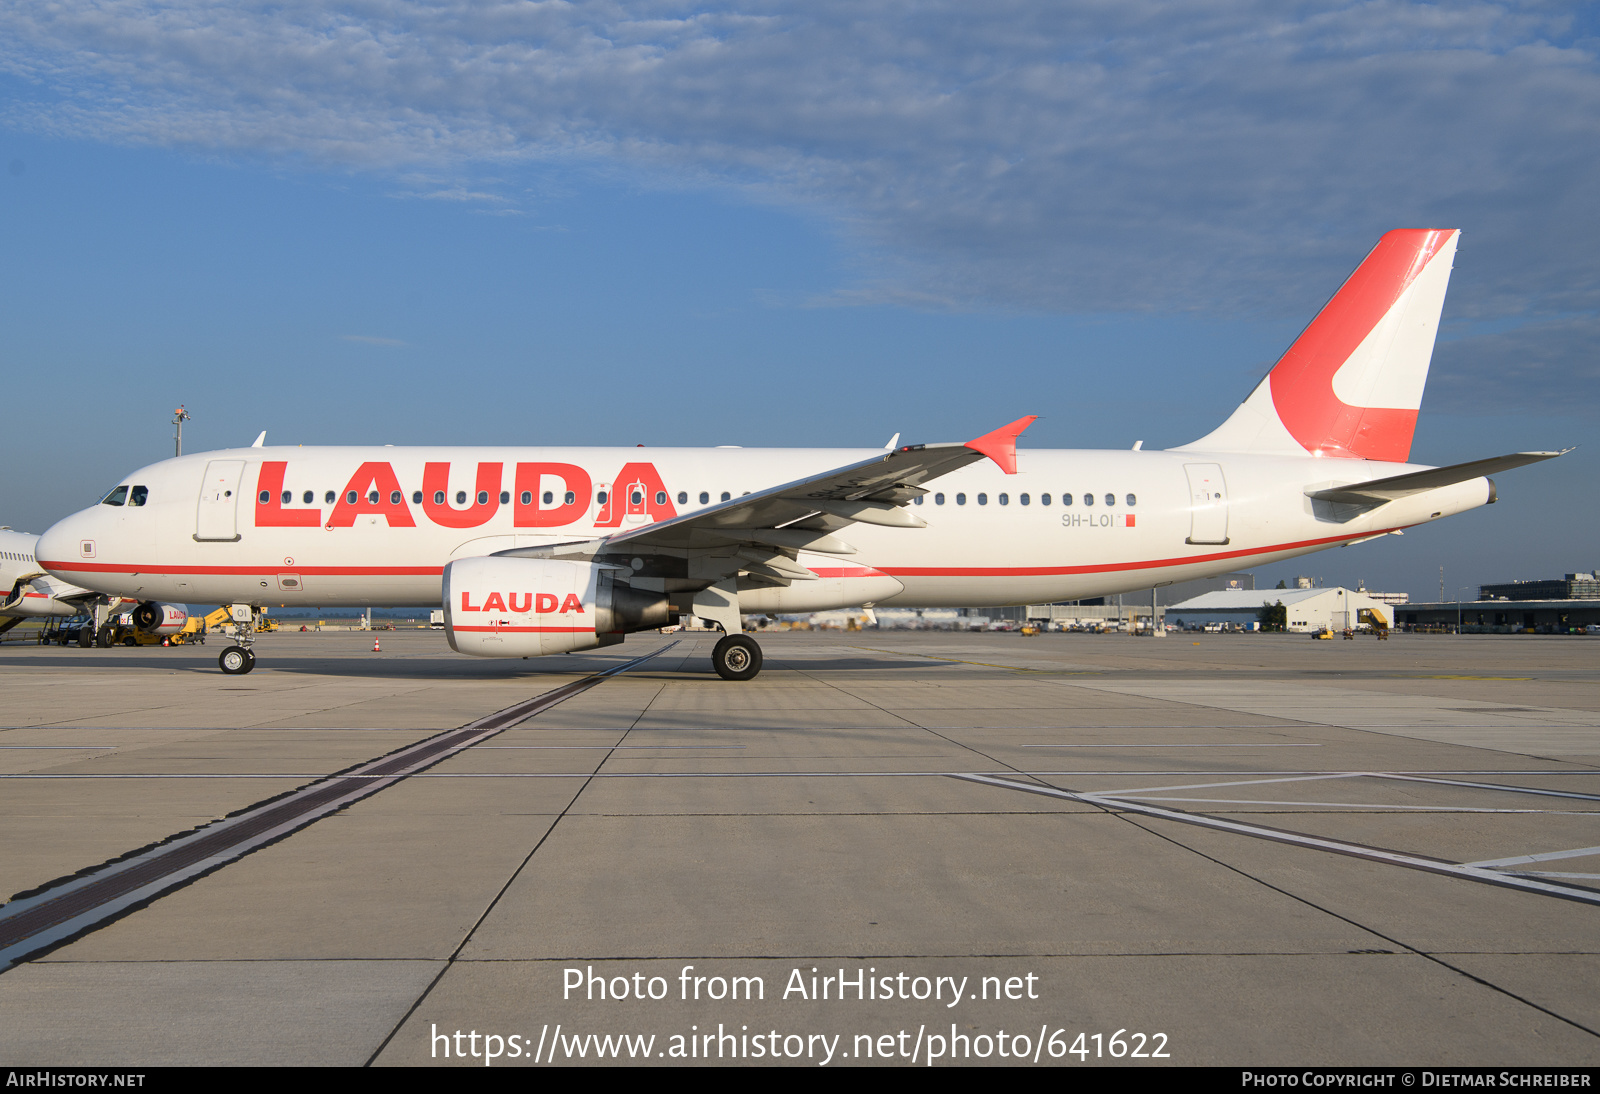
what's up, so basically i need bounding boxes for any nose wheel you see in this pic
[711,634,763,681]
[219,645,256,675]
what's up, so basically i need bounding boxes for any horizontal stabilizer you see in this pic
[1306,451,1568,506]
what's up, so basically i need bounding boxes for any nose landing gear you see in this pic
[217,604,258,674]
[219,646,256,674]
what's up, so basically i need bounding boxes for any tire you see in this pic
[96,626,115,648]
[711,634,763,681]
[218,646,256,675]
[123,635,137,647]
[77,627,93,648]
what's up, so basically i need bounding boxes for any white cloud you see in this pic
[2,0,1598,325]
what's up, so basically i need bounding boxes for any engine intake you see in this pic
[132,601,189,635]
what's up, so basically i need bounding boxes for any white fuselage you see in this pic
[36,445,1491,612]
[1,528,90,618]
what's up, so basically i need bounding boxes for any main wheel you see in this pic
[96,626,115,648]
[711,634,763,681]
[218,646,256,675]
[77,626,93,648]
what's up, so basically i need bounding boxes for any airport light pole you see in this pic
[172,405,192,457]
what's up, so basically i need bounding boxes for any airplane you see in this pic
[0,527,110,641]
[35,229,1563,678]
[1,526,190,645]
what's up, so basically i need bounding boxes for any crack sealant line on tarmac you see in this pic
[365,670,672,1066]
[0,643,676,974]
[950,772,1600,907]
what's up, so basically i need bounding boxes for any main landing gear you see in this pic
[711,633,763,681]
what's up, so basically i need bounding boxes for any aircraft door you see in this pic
[196,460,246,542]
[1183,463,1229,545]
[593,482,614,525]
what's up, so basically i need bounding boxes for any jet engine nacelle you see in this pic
[442,556,670,658]
[132,601,189,635]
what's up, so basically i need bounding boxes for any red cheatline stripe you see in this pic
[39,526,1406,584]
[40,561,444,577]
[878,527,1405,578]
[450,625,591,633]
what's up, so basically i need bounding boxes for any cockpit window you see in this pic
[101,486,128,506]
[129,486,148,507]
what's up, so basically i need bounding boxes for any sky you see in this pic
[1,1,1596,599]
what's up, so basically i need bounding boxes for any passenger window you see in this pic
[413,491,423,505]
[956,493,967,505]
[914,495,923,505]
[720,492,731,502]
[130,486,148,506]
[326,491,336,505]
[368,491,380,504]
[1063,493,1073,506]
[388,491,399,505]
[347,491,359,505]
[1083,493,1094,506]
[977,493,988,505]
[477,491,490,505]
[101,486,128,506]
[564,491,575,505]
[1127,493,1137,506]
[1105,493,1115,506]
[935,493,945,505]
[500,491,510,505]
[281,491,292,505]
[258,491,270,504]
[1041,493,1051,505]
[434,491,446,505]
[542,491,553,505]
[998,493,1008,505]
[456,491,467,505]
[677,491,688,504]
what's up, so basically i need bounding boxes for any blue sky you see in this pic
[1,2,1596,598]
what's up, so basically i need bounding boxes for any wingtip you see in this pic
[965,415,1038,475]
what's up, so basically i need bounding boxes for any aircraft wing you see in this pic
[493,416,1035,584]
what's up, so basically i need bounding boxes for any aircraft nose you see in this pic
[37,509,97,580]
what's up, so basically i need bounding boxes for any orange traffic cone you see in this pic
[372,637,381,652]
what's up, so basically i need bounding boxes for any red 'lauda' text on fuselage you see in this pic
[252,461,678,530]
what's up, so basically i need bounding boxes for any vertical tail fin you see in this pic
[1179,229,1458,462]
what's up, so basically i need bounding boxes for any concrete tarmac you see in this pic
[1,628,1598,1066]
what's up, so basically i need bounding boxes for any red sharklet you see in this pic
[964,415,1038,475]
